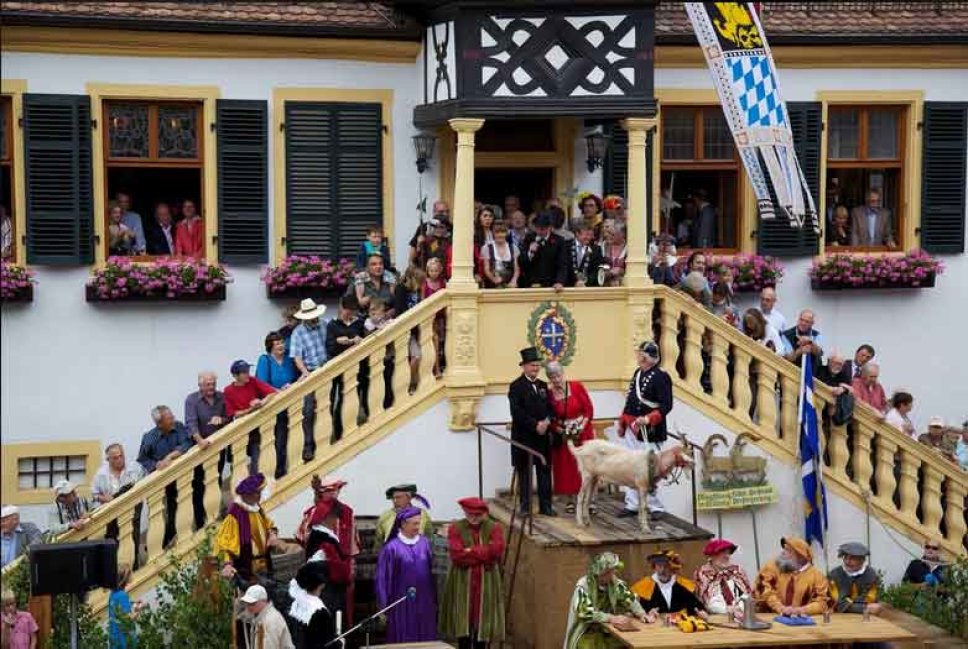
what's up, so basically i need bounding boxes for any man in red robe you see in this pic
[296,475,359,624]
[440,497,506,649]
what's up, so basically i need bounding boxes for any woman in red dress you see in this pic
[545,361,596,514]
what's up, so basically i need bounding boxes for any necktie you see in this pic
[721,577,735,605]
[784,575,796,605]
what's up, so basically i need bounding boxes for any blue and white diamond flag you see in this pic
[685,2,818,231]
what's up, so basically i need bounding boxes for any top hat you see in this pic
[519,347,542,365]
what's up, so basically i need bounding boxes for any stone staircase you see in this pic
[32,284,965,614]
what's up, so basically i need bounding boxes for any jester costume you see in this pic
[564,553,646,649]
[439,498,505,647]
[213,474,277,580]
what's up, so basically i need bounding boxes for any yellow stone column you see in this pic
[445,118,486,430]
[448,118,485,289]
[622,117,656,289]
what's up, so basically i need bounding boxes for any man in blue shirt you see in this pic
[137,405,192,547]
[290,298,329,461]
[1,505,42,567]
[116,191,147,254]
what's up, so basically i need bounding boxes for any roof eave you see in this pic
[0,12,424,41]
[656,33,968,46]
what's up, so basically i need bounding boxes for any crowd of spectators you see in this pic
[2,192,965,583]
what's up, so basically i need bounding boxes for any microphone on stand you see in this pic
[325,588,418,647]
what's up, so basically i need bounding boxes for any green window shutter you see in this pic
[921,102,967,254]
[602,121,652,234]
[284,101,383,259]
[217,99,268,263]
[756,101,820,257]
[603,121,628,199]
[24,94,93,265]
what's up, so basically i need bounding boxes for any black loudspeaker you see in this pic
[29,540,118,595]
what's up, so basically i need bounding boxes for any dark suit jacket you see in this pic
[519,232,569,287]
[850,206,893,246]
[508,374,552,468]
[566,239,605,287]
[145,221,175,255]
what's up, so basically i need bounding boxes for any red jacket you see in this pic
[174,217,204,258]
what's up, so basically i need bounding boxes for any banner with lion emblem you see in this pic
[685,2,818,231]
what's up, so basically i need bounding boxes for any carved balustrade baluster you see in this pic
[827,421,849,478]
[943,478,967,550]
[709,331,730,406]
[779,374,799,451]
[851,423,875,491]
[920,465,944,534]
[658,300,681,376]
[898,450,922,520]
[682,314,704,391]
[731,348,753,423]
[873,434,898,508]
[755,364,778,436]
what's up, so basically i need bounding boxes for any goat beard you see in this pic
[777,556,801,573]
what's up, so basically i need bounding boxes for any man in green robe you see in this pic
[440,497,505,649]
[564,552,655,649]
[374,483,433,551]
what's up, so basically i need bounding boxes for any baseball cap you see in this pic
[230,360,251,375]
[53,479,76,496]
[928,416,945,428]
[240,584,268,604]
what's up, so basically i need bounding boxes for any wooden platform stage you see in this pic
[489,492,713,649]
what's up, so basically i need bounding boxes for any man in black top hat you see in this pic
[508,347,556,516]
[520,211,569,290]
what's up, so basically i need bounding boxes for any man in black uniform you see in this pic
[508,346,556,517]
[631,551,707,618]
[566,221,606,287]
[617,340,673,518]
[519,211,569,289]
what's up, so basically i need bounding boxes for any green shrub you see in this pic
[125,536,235,649]
[881,556,968,640]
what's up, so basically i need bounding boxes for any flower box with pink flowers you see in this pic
[1,262,35,303]
[676,253,784,293]
[809,250,943,290]
[263,256,356,300]
[85,257,231,302]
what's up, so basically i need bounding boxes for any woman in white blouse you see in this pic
[884,391,916,438]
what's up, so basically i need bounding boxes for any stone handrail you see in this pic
[54,289,452,606]
[651,286,967,557]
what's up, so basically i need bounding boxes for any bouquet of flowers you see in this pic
[262,255,356,295]
[0,262,35,301]
[809,250,944,288]
[87,257,231,300]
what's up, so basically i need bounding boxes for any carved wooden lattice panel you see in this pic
[474,14,645,99]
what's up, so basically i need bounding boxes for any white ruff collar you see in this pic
[288,579,327,624]
[844,564,867,578]
[311,523,340,544]
[236,500,261,513]
[397,532,420,546]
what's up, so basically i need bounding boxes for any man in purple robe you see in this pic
[375,506,437,642]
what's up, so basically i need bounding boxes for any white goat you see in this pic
[568,439,694,533]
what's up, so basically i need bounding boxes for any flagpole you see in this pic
[809,354,831,576]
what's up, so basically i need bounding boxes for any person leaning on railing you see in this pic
[48,479,92,535]
[0,506,41,569]
[137,405,193,548]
